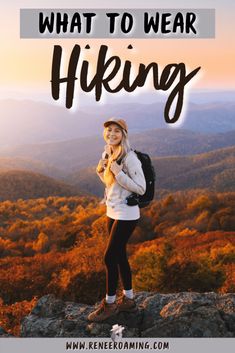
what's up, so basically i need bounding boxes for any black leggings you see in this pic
[104,216,138,296]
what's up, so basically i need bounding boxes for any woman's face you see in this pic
[104,123,123,146]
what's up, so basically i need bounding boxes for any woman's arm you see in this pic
[114,153,146,195]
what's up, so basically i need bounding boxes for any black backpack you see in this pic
[125,150,156,208]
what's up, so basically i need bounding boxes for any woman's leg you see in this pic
[87,217,138,321]
[104,217,138,297]
[115,219,138,291]
[104,217,118,303]
[104,217,119,297]
[106,216,115,235]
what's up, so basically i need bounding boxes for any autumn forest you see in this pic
[0,189,234,335]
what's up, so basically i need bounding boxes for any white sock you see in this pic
[105,294,116,304]
[123,289,134,299]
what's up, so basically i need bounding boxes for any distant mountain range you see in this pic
[83,101,235,134]
[0,144,234,201]
[0,170,81,201]
[0,98,235,147]
[153,146,235,193]
[66,146,235,197]
[0,129,234,174]
[0,157,63,179]
[0,109,234,201]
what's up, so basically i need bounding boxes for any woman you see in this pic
[87,118,146,322]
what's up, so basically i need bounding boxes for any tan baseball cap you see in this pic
[103,118,128,133]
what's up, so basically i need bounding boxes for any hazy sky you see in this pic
[0,0,234,102]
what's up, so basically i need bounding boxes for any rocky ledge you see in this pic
[6,292,235,337]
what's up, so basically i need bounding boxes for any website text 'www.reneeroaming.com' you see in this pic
[66,340,170,350]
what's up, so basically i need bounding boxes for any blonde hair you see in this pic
[103,127,131,187]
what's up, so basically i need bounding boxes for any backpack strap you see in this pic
[116,149,131,165]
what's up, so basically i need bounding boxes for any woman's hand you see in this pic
[104,144,112,156]
[110,161,123,176]
[96,159,108,173]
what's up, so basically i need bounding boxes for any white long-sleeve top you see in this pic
[97,150,146,220]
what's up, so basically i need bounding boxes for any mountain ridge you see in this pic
[0,170,81,201]
[0,129,234,174]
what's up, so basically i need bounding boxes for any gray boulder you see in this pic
[20,292,235,337]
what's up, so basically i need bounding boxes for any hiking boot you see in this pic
[87,299,118,322]
[117,295,138,313]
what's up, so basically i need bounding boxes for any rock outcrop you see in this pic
[0,326,14,337]
[11,292,235,337]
